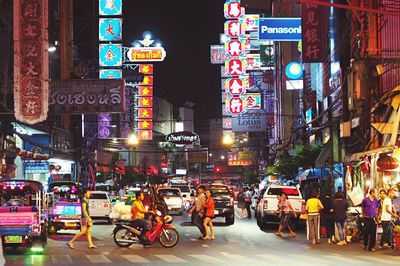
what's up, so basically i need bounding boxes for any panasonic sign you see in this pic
[258,18,302,41]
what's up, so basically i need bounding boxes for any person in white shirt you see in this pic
[379,188,399,248]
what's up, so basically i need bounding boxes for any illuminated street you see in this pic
[4,208,398,266]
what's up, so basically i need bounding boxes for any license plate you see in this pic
[5,236,22,244]
[214,210,219,215]
[65,222,77,227]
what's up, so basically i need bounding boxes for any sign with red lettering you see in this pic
[138,97,153,107]
[227,97,244,114]
[139,64,154,74]
[301,3,328,63]
[139,75,153,86]
[225,39,245,57]
[225,78,247,95]
[224,20,244,38]
[138,130,153,140]
[138,120,153,130]
[225,58,245,76]
[224,1,242,19]
[14,0,49,124]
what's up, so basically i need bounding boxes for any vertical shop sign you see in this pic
[14,0,49,124]
[301,3,327,63]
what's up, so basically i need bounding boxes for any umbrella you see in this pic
[298,168,332,182]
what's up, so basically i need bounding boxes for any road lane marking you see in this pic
[155,255,187,263]
[121,255,150,263]
[101,252,110,255]
[201,244,210,247]
[189,254,225,263]
[222,254,256,262]
[52,255,73,264]
[86,255,112,263]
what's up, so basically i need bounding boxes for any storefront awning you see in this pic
[344,146,396,163]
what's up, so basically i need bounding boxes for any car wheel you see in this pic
[225,216,234,225]
[257,216,267,230]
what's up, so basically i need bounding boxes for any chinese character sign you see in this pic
[99,18,122,41]
[301,4,327,63]
[99,0,122,16]
[99,44,122,66]
[14,0,49,124]
[99,69,122,79]
[224,1,242,19]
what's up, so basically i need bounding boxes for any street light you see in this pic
[127,133,139,167]
[222,134,234,146]
[220,155,225,160]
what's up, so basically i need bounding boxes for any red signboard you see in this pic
[301,3,328,63]
[228,97,244,114]
[138,130,153,140]
[139,75,153,86]
[138,120,153,130]
[224,20,244,38]
[138,108,153,119]
[14,0,49,124]
[139,64,154,74]
[225,58,244,76]
[138,86,153,97]
[225,39,244,57]
[138,97,153,107]
[226,78,245,95]
[224,2,242,19]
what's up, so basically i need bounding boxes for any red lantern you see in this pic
[377,155,399,170]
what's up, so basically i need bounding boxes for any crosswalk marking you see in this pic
[292,254,331,265]
[121,255,150,263]
[325,254,362,264]
[257,254,283,263]
[189,254,225,263]
[155,254,187,263]
[86,255,112,263]
[222,254,256,262]
[52,255,73,264]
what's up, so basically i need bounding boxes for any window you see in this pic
[158,189,180,197]
[90,193,108,200]
[267,187,299,196]
[171,186,190,192]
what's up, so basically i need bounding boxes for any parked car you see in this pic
[157,188,184,216]
[251,188,266,210]
[89,191,113,224]
[204,184,235,225]
[255,185,304,230]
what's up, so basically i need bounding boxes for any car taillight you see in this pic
[263,199,268,209]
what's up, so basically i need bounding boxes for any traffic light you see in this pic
[215,167,221,173]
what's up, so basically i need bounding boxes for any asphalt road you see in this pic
[3,207,399,265]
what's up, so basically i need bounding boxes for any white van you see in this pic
[89,191,113,224]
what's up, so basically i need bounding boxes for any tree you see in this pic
[243,168,259,185]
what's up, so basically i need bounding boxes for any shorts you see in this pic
[81,218,92,227]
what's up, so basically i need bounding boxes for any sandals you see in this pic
[66,242,74,249]
[274,232,282,237]
[201,236,210,240]
[88,245,98,249]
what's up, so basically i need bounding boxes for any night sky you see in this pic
[124,0,226,119]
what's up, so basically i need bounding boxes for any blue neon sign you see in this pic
[99,0,122,16]
[99,44,122,67]
[259,18,302,41]
[285,62,303,79]
[99,18,122,41]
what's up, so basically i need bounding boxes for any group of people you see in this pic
[188,185,216,240]
[236,186,255,219]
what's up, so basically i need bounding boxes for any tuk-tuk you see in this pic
[47,181,81,233]
[0,180,47,251]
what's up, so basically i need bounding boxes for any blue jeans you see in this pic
[335,220,345,241]
[380,221,393,246]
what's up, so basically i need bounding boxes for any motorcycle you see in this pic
[113,209,179,248]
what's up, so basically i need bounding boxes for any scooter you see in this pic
[112,209,179,248]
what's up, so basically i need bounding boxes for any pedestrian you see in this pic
[361,188,379,252]
[333,192,348,245]
[393,183,400,216]
[237,188,246,218]
[321,190,334,243]
[305,190,324,244]
[275,192,297,238]
[244,187,252,219]
[67,188,97,249]
[118,186,125,201]
[189,185,206,239]
[379,188,399,248]
[202,189,215,240]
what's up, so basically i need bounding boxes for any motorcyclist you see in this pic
[131,191,154,242]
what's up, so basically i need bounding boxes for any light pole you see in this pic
[127,133,139,167]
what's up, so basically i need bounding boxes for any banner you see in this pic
[14,0,49,124]
[49,79,125,113]
[301,3,328,63]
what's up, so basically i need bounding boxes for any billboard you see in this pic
[14,0,49,125]
[127,47,166,62]
[49,79,125,113]
[188,151,208,164]
[228,151,253,166]
[99,0,122,16]
[232,110,267,132]
[99,44,122,66]
[99,18,122,41]
[259,18,302,41]
[210,45,227,64]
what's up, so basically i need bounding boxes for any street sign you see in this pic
[225,78,247,95]
[225,58,245,76]
[224,20,245,38]
[243,14,259,32]
[127,47,166,62]
[224,1,242,19]
[225,39,245,57]
[227,97,244,115]
[166,132,200,145]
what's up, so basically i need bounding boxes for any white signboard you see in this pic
[232,110,267,132]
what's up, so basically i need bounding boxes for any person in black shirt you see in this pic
[321,191,334,243]
[333,192,348,245]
